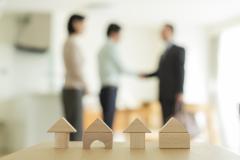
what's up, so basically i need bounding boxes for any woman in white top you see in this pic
[62,14,86,141]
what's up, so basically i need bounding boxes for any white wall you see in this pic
[0,13,52,100]
[217,25,240,152]
[176,25,209,104]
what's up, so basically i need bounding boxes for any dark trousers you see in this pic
[62,88,83,141]
[160,98,176,124]
[99,86,118,128]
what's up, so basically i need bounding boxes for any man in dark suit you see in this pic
[142,24,185,123]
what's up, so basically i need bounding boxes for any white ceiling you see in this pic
[1,0,240,26]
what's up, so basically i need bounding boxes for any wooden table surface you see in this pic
[0,142,239,160]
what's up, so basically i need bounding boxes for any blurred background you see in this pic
[0,0,240,156]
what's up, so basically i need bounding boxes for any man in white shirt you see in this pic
[98,23,127,128]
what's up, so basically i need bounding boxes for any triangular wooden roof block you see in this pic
[159,117,187,133]
[123,118,151,133]
[85,118,112,133]
[48,117,76,133]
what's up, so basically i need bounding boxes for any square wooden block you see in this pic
[159,132,190,149]
[130,133,145,149]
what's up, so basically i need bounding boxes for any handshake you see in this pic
[138,73,146,78]
[129,72,147,78]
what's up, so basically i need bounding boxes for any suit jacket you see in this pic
[145,44,185,100]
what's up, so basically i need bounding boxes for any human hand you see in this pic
[138,73,146,78]
[82,86,90,95]
[176,93,184,105]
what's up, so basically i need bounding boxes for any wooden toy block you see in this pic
[159,117,190,149]
[159,117,187,133]
[83,118,113,149]
[48,117,76,149]
[83,132,113,149]
[130,133,145,149]
[159,132,190,148]
[55,133,69,149]
[123,118,151,149]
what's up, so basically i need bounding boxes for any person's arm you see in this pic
[111,51,124,73]
[143,68,160,78]
[67,41,88,91]
[175,47,185,95]
[110,46,135,75]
